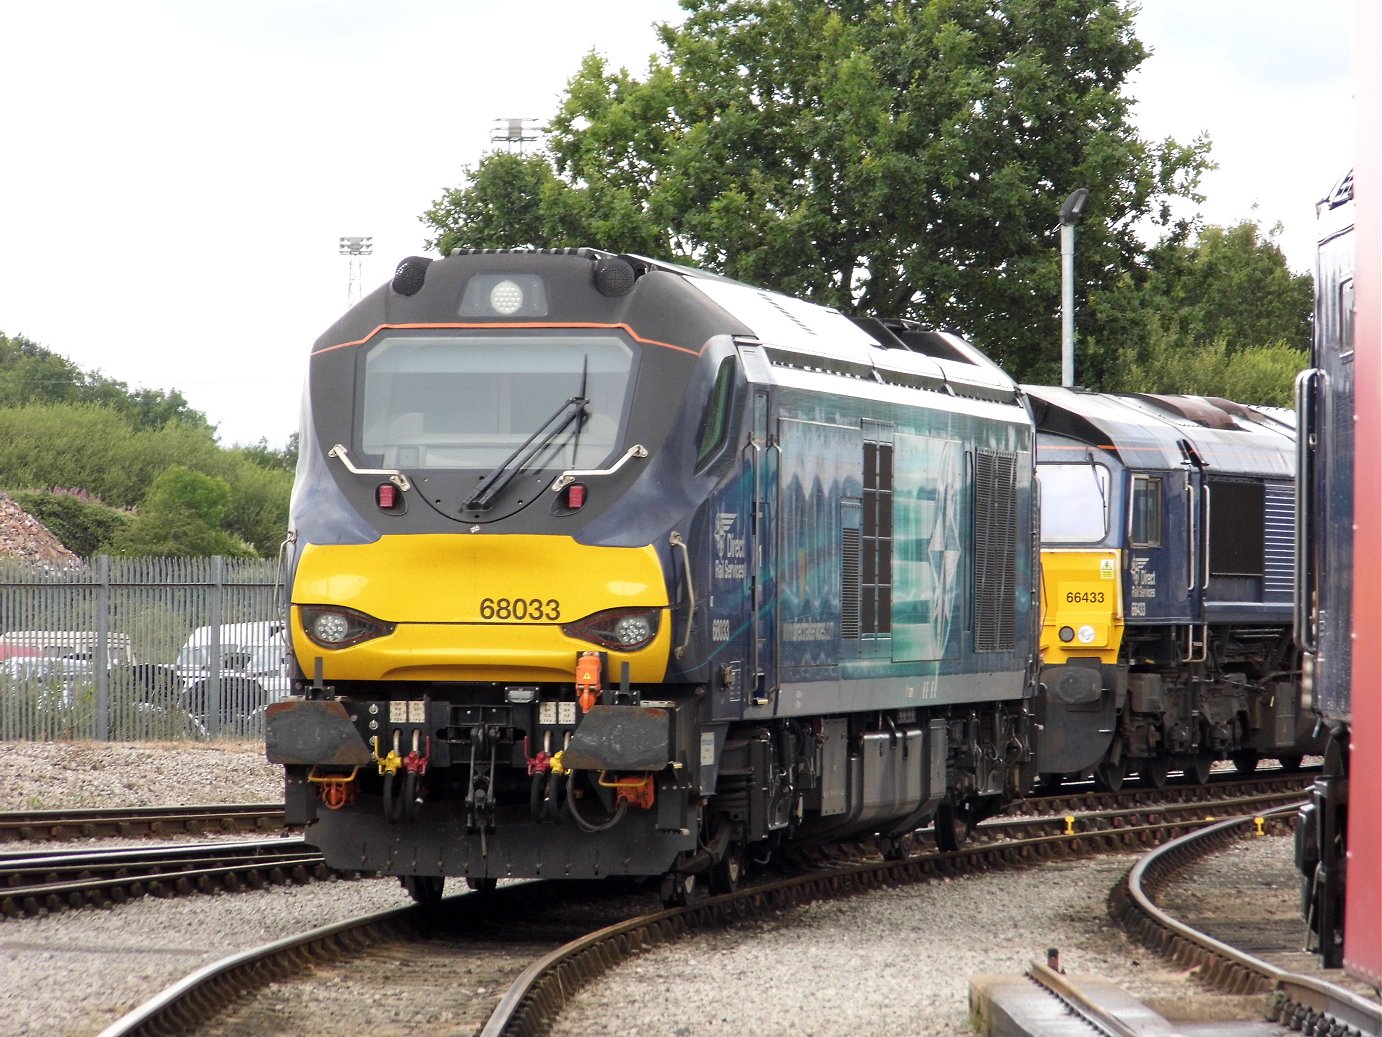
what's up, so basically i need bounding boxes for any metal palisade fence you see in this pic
[0,556,285,742]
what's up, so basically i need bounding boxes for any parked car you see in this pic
[176,621,291,735]
[0,630,136,665]
[0,630,140,710]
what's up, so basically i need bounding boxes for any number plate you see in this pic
[479,597,562,621]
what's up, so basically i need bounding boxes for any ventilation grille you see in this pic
[841,527,861,640]
[1263,482,1295,597]
[973,450,1018,652]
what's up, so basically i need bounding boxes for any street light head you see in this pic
[1060,188,1090,226]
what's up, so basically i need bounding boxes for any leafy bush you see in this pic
[9,489,132,556]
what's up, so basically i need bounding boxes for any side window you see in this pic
[695,359,737,469]
[1129,475,1162,547]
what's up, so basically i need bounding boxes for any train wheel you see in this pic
[660,871,696,908]
[1278,754,1304,772]
[1182,752,1213,785]
[400,874,445,904]
[932,801,969,853]
[1140,756,1170,789]
[879,831,917,861]
[709,842,744,894]
[1231,750,1260,775]
[1093,756,1126,793]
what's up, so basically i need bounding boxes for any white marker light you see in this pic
[490,279,524,314]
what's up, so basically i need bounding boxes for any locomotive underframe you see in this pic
[1038,621,1314,786]
[273,678,1030,886]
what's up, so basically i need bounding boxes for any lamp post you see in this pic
[1059,188,1089,388]
[339,235,373,306]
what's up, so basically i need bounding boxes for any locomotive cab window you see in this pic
[358,332,635,471]
[1129,475,1162,547]
[695,358,737,470]
[1036,462,1110,543]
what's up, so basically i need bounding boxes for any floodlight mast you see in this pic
[339,235,374,305]
[491,117,540,154]
[1059,188,1089,388]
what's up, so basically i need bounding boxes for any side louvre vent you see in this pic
[841,523,862,640]
[1263,481,1295,598]
[973,450,1018,652]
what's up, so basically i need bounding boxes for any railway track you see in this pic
[0,771,1308,920]
[95,782,1312,1037]
[976,808,1381,1037]
[1107,809,1381,1037]
[0,837,336,918]
[0,803,286,843]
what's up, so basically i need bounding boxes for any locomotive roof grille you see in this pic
[764,346,877,381]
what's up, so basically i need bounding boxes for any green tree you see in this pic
[0,332,211,431]
[1105,322,1304,406]
[0,403,291,556]
[422,0,1209,383]
[233,433,300,473]
[1143,221,1311,351]
[1092,219,1311,402]
[423,152,603,256]
[106,466,256,558]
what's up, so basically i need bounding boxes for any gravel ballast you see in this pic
[2,741,1303,1036]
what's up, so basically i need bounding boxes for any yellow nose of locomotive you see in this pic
[290,534,672,683]
[1039,548,1123,664]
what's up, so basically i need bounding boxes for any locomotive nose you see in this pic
[289,534,672,684]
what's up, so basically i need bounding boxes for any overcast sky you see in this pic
[0,1,1356,449]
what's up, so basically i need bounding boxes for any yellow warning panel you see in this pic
[1039,549,1123,664]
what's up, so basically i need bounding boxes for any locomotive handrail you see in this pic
[1185,474,1197,592]
[1293,368,1320,652]
[669,531,696,660]
[550,444,648,492]
[1201,482,1211,589]
[328,444,413,492]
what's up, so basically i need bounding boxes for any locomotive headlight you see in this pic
[1058,625,1076,643]
[489,279,524,314]
[562,607,660,650]
[613,614,654,645]
[458,273,549,317]
[300,605,395,649]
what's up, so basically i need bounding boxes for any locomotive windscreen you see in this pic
[358,332,635,471]
[1037,462,1111,544]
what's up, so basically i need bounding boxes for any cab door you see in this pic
[747,388,778,703]
[1180,443,1210,660]
[1124,463,1199,636]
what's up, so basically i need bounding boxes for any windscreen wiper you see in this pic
[465,395,588,511]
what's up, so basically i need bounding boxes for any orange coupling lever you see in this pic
[576,651,603,713]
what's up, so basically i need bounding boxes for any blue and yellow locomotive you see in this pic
[267,249,1038,901]
[1026,387,1319,791]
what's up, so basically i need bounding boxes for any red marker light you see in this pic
[376,483,398,509]
[566,483,586,510]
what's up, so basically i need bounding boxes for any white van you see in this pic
[174,621,291,736]
[176,621,290,698]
